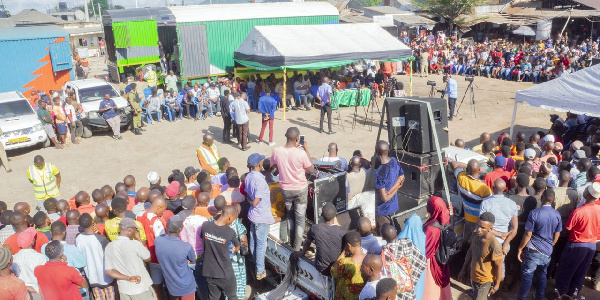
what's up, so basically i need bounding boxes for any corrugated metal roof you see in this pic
[103,7,176,25]
[0,26,68,41]
[573,0,600,10]
[169,2,339,23]
[11,9,64,25]
[63,25,104,36]
[393,14,435,26]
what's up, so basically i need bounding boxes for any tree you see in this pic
[412,0,487,31]
[0,4,10,18]
[78,0,123,17]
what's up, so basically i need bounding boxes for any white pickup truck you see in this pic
[0,91,49,150]
[63,79,131,138]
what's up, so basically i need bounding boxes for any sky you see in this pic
[3,0,208,15]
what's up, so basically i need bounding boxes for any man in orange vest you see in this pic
[137,197,167,300]
[197,133,220,175]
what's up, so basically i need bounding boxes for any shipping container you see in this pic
[170,2,339,79]
[0,26,74,104]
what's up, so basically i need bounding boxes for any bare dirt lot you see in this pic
[4,57,598,299]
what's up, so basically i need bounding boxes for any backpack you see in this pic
[428,221,457,265]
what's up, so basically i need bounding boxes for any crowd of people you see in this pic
[406,31,599,82]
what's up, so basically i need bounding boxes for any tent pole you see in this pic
[510,100,518,138]
[283,68,287,122]
[409,59,413,97]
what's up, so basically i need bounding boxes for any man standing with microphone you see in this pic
[444,74,457,121]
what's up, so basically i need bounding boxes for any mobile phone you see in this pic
[299,135,305,146]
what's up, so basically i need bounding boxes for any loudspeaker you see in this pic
[385,97,449,154]
[391,201,428,233]
[592,58,600,66]
[307,171,348,224]
[393,149,445,200]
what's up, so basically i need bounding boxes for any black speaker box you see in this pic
[393,149,445,200]
[385,97,449,154]
[391,201,429,233]
[307,171,348,224]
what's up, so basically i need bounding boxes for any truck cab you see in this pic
[0,91,49,150]
[63,79,130,138]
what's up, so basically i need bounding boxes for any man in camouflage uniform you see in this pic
[127,83,143,135]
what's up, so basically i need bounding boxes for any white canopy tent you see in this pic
[510,64,600,137]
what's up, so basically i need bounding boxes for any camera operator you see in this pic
[444,74,457,121]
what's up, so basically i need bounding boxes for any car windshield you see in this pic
[0,100,34,119]
[78,86,119,103]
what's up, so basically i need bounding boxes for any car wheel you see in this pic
[42,137,51,148]
[82,125,93,138]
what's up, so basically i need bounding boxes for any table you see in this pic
[331,88,371,110]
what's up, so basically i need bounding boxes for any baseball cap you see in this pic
[573,149,586,161]
[587,182,600,199]
[166,215,184,233]
[119,217,141,229]
[165,181,180,198]
[147,172,160,185]
[524,148,536,160]
[184,166,200,178]
[494,156,507,167]
[17,227,37,249]
[247,153,266,167]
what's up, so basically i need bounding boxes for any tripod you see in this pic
[455,80,477,118]
[428,85,437,98]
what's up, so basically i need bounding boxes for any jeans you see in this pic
[194,257,209,300]
[207,98,220,115]
[297,94,314,109]
[283,187,308,250]
[589,243,600,285]
[182,103,197,118]
[250,222,270,274]
[165,105,183,120]
[319,102,332,132]
[517,248,551,300]
[472,281,491,300]
[206,277,237,300]
[448,97,457,120]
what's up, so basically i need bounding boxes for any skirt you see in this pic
[422,258,453,300]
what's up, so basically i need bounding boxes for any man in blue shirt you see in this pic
[155,215,197,300]
[244,153,274,281]
[444,75,457,121]
[99,93,122,139]
[258,91,277,146]
[374,140,404,235]
[316,77,334,134]
[516,189,561,300]
[229,92,251,151]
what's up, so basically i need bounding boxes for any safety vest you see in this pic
[198,144,220,171]
[146,70,157,87]
[29,163,60,200]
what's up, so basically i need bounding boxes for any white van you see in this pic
[0,91,49,150]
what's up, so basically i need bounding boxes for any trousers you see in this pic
[555,241,595,296]
[0,141,10,171]
[283,187,308,250]
[105,116,121,137]
[517,248,551,300]
[259,118,274,143]
[206,277,237,300]
[448,97,457,121]
[472,281,491,300]
[69,120,83,141]
[319,102,332,132]
[222,115,232,142]
[237,121,249,149]
[250,222,270,274]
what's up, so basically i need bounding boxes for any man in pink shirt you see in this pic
[270,127,314,250]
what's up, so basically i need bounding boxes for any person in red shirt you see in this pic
[3,212,49,254]
[554,183,600,297]
[34,240,87,300]
[0,247,30,300]
[484,156,510,191]
[74,191,95,215]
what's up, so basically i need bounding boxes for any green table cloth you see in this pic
[331,88,371,110]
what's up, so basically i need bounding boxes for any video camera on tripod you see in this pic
[465,76,474,82]
[427,80,446,98]
[383,77,397,97]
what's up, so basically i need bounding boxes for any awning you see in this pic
[393,14,435,28]
[512,26,535,36]
[234,23,411,70]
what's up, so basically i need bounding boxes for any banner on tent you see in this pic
[536,20,552,41]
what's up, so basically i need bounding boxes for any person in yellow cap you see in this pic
[27,155,61,212]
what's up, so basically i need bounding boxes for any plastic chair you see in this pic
[162,99,174,122]
[247,88,257,110]
[310,86,319,99]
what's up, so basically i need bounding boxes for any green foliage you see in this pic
[356,0,384,7]
[412,0,487,28]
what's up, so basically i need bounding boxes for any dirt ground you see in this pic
[3,56,598,299]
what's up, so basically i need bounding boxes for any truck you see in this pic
[0,91,49,150]
[63,79,131,138]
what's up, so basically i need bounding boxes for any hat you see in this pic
[17,227,37,249]
[247,153,266,167]
[119,218,141,230]
[184,166,200,178]
[544,135,555,143]
[587,182,600,199]
[0,247,10,269]
[147,171,160,185]
[494,156,507,167]
[571,140,584,151]
[166,215,184,233]
[524,148,536,160]
[573,150,586,161]
[165,181,180,198]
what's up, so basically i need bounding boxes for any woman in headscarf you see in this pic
[423,196,453,300]
[395,213,427,300]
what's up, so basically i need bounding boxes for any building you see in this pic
[0,26,74,102]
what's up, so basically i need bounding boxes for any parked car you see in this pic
[63,79,130,138]
[0,91,49,150]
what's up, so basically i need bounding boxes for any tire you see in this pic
[82,125,93,138]
[42,137,51,148]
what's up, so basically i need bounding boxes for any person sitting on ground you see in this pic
[332,231,366,300]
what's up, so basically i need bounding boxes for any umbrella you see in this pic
[513,26,535,42]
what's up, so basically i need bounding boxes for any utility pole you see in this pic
[83,0,89,22]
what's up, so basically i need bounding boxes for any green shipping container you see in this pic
[113,20,160,67]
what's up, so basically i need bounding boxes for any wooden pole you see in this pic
[283,68,287,121]
[409,60,413,97]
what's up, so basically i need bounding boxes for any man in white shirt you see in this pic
[64,97,82,143]
[359,254,383,300]
[11,228,47,299]
[145,90,162,124]
[293,75,313,110]
[164,70,178,93]
[207,83,221,116]
[320,143,348,170]
[229,92,251,151]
